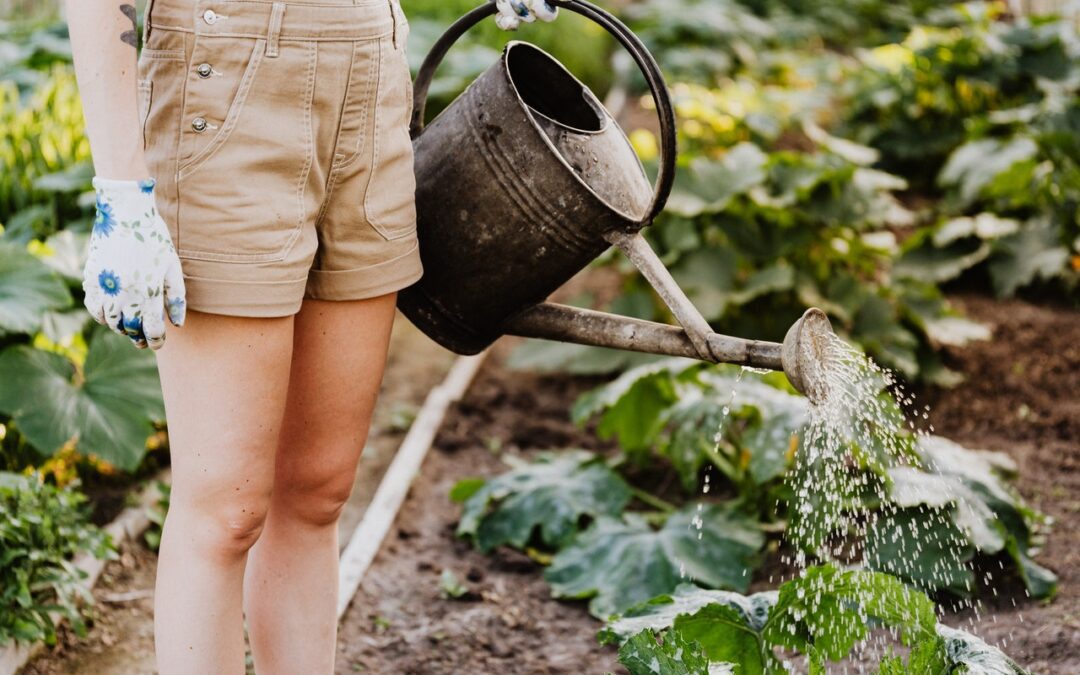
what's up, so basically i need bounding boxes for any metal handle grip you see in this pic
[408,0,678,227]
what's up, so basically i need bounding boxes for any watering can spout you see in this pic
[502,304,835,404]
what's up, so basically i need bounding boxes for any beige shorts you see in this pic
[137,0,423,317]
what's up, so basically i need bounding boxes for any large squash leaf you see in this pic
[600,583,777,646]
[545,502,764,619]
[0,240,71,335]
[454,450,632,552]
[764,564,938,665]
[601,565,953,675]
[874,436,1058,599]
[0,325,163,470]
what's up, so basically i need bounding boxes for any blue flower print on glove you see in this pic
[83,177,187,350]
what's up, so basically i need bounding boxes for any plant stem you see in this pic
[631,487,676,513]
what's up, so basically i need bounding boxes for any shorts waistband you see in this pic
[146,0,399,41]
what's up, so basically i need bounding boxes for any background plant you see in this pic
[0,470,116,648]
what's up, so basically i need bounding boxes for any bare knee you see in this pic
[275,468,355,528]
[171,491,273,560]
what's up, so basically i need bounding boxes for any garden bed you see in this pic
[335,292,1078,673]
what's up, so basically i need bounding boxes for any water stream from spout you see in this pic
[689,332,1003,665]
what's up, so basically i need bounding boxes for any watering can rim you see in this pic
[500,40,653,224]
[503,41,613,138]
[407,0,679,229]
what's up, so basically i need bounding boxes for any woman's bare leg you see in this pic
[242,293,398,674]
[152,309,296,674]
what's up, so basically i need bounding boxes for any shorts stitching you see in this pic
[141,48,186,61]
[331,42,378,170]
[172,30,193,251]
[309,238,418,276]
[312,40,357,230]
[154,27,391,42]
[177,37,266,179]
[290,40,318,257]
[184,273,310,286]
[361,36,385,216]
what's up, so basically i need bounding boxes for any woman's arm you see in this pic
[64,1,187,348]
[64,0,149,179]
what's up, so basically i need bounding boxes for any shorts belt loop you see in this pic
[386,0,397,48]
[266,2,286,58]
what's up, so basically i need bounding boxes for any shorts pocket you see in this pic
[174,39,318,263]
[364,33,417,242]
[177,36,265,177]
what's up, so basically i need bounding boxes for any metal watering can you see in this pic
[397,0,834,402]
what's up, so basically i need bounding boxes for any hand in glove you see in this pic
[495,0,559,31]
[83,177,187,350]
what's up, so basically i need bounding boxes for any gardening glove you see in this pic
[495,0,559,31]
[83,177,187,350]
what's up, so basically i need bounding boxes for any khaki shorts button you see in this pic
[202,9,218,24]
[196,63,213,78]
[192,117,208,132]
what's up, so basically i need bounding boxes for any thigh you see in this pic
[153,309,295,510]
[272,293,398,495]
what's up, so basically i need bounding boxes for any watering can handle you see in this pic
[409,0,678,227]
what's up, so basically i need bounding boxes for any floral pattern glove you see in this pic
[495,0,559,31]
[83,177,187,350]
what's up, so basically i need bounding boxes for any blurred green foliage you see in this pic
[0,470,117,648]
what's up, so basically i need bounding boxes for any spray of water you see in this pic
[681,331,998,668]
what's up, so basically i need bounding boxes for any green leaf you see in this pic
[938,137,1039,208]
[675,603,773,673]
[879,635,950,675]
[667,143,768,216]
[545,502,764,619]
[37,229,88,282]
[0,241,71,334]
[455,450,632,553]
[600,583,777,646]
[39,308,90,346]
[886,466,1006,552]
[937,623,1030,674]
[32,162,93,193]
[0,325,164,469]
[913,436,1057,598]
[571,358,699,448]
[987,217,1070,297]
[763,564,938,664]
[895,235,992,284]
[448,478,485,503]
[617,629,713,675]
[865,506,975,596]
[439,569,469,599]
